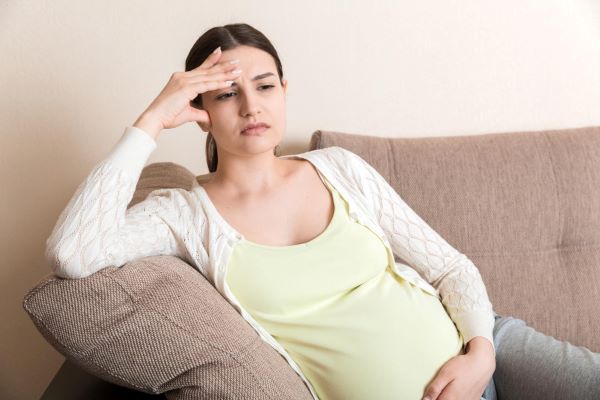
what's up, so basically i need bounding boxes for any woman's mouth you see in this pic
[241,123,269,135]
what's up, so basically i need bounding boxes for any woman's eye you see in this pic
[216,84,275,101]
[216,92,235,100]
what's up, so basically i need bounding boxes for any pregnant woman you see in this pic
[46,23,600,400]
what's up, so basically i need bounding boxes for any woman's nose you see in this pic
[239,90,261,116]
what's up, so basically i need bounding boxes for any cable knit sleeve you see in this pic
[45,126,185,280]
[337,146,496,354]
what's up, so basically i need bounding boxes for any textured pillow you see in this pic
[24,161,314,399]
[23,256,314,399]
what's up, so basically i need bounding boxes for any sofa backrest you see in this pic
[308,126,600,352]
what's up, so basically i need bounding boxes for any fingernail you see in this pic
[213,46,221,54]
[229,59,240,64]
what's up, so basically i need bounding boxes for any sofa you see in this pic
[24,125,600,399]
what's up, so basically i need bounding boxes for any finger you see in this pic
[189,58,240,78]
[189,68,242,85]
[193,46,223,71]
[187,107,210,125]
[423,375,453,400]
[190,79,236,97]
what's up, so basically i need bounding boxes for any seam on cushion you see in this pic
[235,336,282,400]
[542,132,563,249]
[466,242,600,257]
[159,336,280,400]
[23,275,61,303]
[131,255,209,293]
[385,137,393,184]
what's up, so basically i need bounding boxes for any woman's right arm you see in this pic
[45,125,183,279]
[46,46,242,279]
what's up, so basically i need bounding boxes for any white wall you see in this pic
[1,1,599,398]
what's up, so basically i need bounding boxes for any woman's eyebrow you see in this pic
[229,72,275,88]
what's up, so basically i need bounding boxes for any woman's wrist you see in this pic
[133,112,163,140]
[465,337,496,368]
[466,337,495,356]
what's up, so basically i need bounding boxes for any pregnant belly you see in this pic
[266,269,464,400]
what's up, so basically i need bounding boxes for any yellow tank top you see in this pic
[225,172,464,400]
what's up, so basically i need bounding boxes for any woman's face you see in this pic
[198,45,288,158]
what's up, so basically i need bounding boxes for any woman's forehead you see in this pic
[222,46,275,68]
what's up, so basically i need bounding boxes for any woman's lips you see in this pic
[241,126,269,135]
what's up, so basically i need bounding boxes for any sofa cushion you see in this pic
[24,160,314,399]
[309,126,600,353]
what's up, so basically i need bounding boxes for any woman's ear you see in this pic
[282,79,288,94]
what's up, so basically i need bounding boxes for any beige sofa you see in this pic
[24,126,600,399]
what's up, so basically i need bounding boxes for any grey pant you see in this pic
[480,312,600,400]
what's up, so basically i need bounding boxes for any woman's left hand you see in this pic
[422,337,496,400]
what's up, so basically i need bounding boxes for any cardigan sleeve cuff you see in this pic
[105,126,157,180]
[454,309,496,356]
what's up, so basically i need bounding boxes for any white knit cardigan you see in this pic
[46,126,495,400]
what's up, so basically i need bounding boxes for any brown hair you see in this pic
[185,23,284,172]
